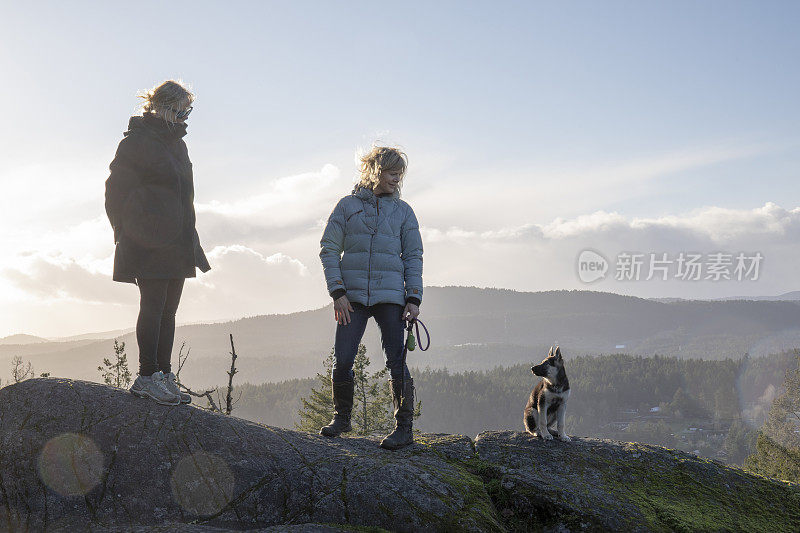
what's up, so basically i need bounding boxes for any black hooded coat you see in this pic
[105,113,211,283]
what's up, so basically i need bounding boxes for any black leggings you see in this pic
[136,278,185,377]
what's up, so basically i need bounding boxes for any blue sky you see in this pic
[3,1,798,209]
[1,1,799,336]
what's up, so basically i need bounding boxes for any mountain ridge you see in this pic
[0,333,49,345]
[5,287,800,387]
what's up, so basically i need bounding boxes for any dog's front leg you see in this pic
[556,403,571,442]
[537,402,553,440]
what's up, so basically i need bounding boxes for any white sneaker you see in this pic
[130,371,181,406]
[164,372,192,404]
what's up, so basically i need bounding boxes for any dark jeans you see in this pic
[136,278,185,377]
[332,302,412,383]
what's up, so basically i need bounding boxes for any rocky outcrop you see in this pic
[474,431,800,532]
[1,378,798,532]
[0,378,494,533]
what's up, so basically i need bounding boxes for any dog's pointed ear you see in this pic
[555,346,562,359]
[548,346,554,357]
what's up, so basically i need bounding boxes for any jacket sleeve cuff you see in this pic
[406,296,421,307]
[330,288,347,300]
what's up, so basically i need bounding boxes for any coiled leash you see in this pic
[400,317,430,403]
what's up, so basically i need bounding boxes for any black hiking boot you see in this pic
[380,378,415,450]
[320,379,354,437]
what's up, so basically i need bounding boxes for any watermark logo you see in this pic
[577,249,609,283]
[576,249,763,283]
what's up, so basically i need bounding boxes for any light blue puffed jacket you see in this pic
[320,185,423,307]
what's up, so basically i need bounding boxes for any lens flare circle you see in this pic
[37,433,104,496]
[170,451,235,516]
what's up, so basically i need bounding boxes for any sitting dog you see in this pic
[524,345,571,441]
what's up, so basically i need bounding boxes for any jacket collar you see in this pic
[353,184,400,203]
[126,113,188,141]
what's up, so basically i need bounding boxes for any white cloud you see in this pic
[183,244,325,321]
[411,140,788,230]
[422,202,800,245]
[0,244,329,336]
[418,202,800,299]
[205,245,310,276]
[2,252,127,304]
[626,203,800,242]
[196,164,343,226]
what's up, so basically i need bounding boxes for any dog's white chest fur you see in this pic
[543,387,570,403]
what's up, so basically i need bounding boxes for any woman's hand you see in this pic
[334,295,355,325]
[402,302,420,323]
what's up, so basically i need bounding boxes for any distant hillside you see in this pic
[51,327,134,343]
[651,290,800,303]
[5,287,800,387]
[710,290,800,302]
[0,334,48,345]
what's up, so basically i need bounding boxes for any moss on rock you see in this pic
[474,431,800,532]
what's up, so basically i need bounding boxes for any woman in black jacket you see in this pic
[105,80,210,406]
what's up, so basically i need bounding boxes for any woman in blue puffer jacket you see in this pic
[319,146,423,450]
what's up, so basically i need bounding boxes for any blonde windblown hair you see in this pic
[355,146,408,193]
[137,80,195,124]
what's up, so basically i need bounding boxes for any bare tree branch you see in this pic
[170,336,240,416]
[11,356,34,383]
[176,342,190,379]
[178,383,222,413]
[225,334,239,415]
